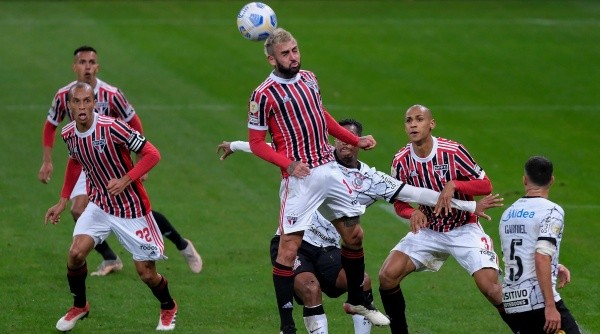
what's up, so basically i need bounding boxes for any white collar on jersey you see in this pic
[269,71,301,84]
[75,113,98,138]
[409,136,438,162]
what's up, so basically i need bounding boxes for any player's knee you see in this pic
[295,278,321,302]
[67,246,87,265]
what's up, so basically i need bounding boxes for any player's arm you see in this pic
[45,158,81,225]
[535,240,561,333]
[107,140,160,196]
[435,175,493,216]
[39,121,58,184]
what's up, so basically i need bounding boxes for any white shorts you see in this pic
[70,171,87,199]
[279,161,365,234]
[391,222,499,275]
[74,202,166,261]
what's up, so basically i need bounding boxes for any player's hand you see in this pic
[287,161,310,178]
[409,210,428,234]
[45,199,67,225]
[216,141,235,160]
[38,161,53,184]
[434,180,456,216]
[357,135,376,150]
[543,304,561,334]
[107,176,132,196]
[557,264,571,288]
[473,194,504,221]
[140,173,149,182]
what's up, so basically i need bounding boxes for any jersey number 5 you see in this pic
[509,238,523,281]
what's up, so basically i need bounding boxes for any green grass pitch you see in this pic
[0,1,598,333]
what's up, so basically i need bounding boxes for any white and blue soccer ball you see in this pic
[237,2,277,41]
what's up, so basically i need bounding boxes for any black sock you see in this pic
[340,246,366,305]
[150,276,175,310]
[303,304,325,317]
[67,263,88,308]
[380,285,408,334]
[153,211,188,250]
[273,262,296,333]
[94,241,117,261]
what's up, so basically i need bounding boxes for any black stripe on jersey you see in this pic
[538,236,557,246]
[269,85,303,160]
[456,145,480,177]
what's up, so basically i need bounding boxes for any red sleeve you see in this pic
[453,175,492,196]
[127,114,144,134]
[43,121,57,148]
[61,158,82,198]
[394,201,415,219]
[127,141,160,181]
[249,128,293,170]
[324,111,359,146]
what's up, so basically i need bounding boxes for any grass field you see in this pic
[1,1,599,333]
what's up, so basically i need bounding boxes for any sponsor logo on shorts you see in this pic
[139,244,158,251]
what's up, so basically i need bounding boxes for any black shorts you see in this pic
[505,300,581,334]
[270,236,345,301]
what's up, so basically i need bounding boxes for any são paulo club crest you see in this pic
[92,139,106,153]
[433,164,449,178]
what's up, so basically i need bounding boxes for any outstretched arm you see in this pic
[39,121,58,184]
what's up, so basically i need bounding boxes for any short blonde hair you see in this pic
[264,27,295,57]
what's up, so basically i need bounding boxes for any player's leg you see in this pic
[275,232,304,334]
[556,300,581,334]
[57,203,110,332]
[135,260,177,331]
[112,211,176,330]
[152,210,202,273]
[294,272,329,334]
[378,250,415,334]
[70,174,122,275]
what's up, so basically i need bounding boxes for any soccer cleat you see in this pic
[343,302,390,326]
[56,303,90,332]
[180,239,203,273]
[90,256,123,276]
[156,301,177,331]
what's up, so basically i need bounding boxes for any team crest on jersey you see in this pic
[303,78,318,91]
[286,215,298,226]
[92,139,106,153]
[351,172,365,190]
[95,101,108,115]
[434,164,449,178]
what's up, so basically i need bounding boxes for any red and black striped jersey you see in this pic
[391,137,486,232]
[247,70,335,168]
[47,79,135,126]
[61,114,150,218]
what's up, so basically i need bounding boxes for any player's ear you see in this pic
[430,118,436,130]
[267,55,276,66]
[549,175,555,186]
[522,175,527,186]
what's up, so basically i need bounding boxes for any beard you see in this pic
[275,60,301,78]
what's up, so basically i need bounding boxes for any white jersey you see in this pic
[499,196,564,313]
[228,141,475,248]
[301,159,405,247]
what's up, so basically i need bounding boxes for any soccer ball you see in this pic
[236,2,277,41]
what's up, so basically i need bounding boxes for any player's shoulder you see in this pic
[97,114,119,125]
[60,121,76,136]
[96,79,121,94]
[436,137,463,151]
[392,143,412,160]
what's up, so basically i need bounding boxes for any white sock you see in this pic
[352,314,372,334]
[303,313,328,334]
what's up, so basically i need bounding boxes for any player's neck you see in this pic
[411,136,434,158]
[525,187,549,198]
